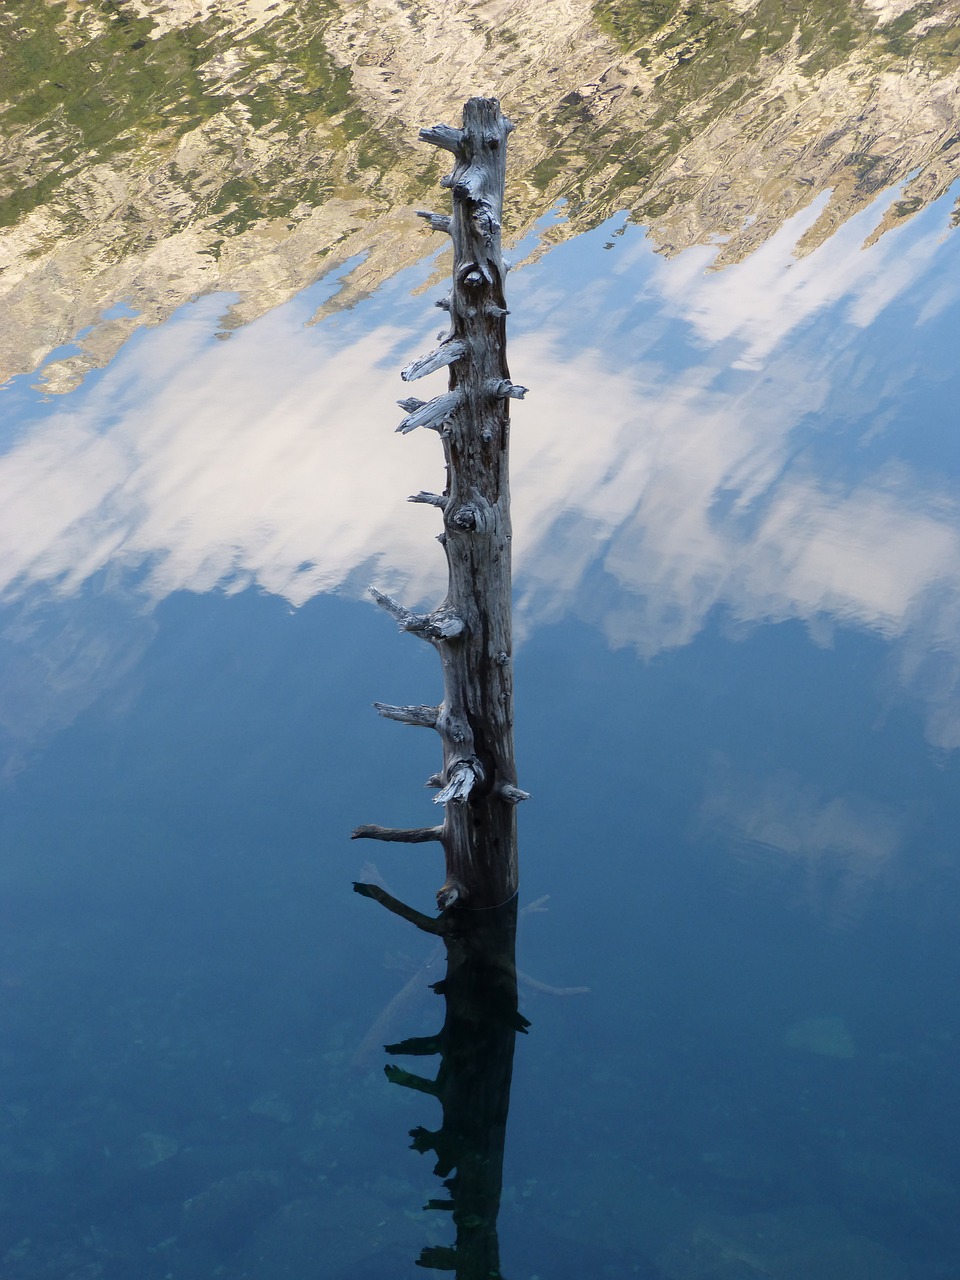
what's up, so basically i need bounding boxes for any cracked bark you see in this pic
[355,97,524,914]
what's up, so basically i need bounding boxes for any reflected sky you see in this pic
[5,9,960,1273]
[3,177,959,758]
[3,155,960,1280]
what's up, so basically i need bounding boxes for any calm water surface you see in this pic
[3,8,960,1279]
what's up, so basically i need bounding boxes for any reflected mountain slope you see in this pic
[2,0,959,390]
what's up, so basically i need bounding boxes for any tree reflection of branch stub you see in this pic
[393,898,527,1279]
[353,96,525,918]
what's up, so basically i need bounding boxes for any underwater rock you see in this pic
[180,1168,284,1248]
[834,1145,960,1219]
[655,1205,907,1280]
[248,1090,294,1124]
[2,1232,104,1280]
[537,1150,704,1259]
[367,1172,417,1208]
[236,1191,424,1279]
[134,1130,180,1168]
[781,1014,856,1060]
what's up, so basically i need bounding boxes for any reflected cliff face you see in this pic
[1,0,959,390]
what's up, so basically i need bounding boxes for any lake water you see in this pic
[2,4,960,1278]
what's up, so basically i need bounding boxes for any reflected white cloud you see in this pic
[2,188,960,753]
[0,295,450,611]
[510,333,959,671]
[0,585,156,780]
[651,189,949,368]
[700,762,903,928]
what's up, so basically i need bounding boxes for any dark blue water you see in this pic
[2,182,960,1278]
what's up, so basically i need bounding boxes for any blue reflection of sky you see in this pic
[505,183,960,746]
[3,183,960,1279]
[1,179,960,757]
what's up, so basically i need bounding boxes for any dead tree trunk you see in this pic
[353,97,526,914]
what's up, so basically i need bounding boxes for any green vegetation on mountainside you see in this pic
[526,0,957,230]
[0,0,407,235]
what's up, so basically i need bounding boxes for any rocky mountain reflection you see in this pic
[1,0,959,391]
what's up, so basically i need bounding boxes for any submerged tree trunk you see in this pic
[387,899,526,1279]
[354,97,526,913]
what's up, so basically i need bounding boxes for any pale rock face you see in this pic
[859,0,923,22]
[327,0,622,123]
[643,57,960,269]
[124,0,294,39]
[1,0,959,391]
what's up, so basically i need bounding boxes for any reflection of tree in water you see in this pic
[384,898,526,1278]
[352,885,586,1276]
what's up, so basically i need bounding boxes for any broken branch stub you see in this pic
[359,98,525,913]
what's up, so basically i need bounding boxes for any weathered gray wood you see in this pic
[352,881,445,935]
[401,340,466,382]
[369,587,423,633]
[369,587,464,640]
[416,210,453,234]
[351,824,444,844]
[491,379,527,399]
[395,389,463,434]
[359,97,523,914]
[374,702,439,728]
[424,98,521,911]
[497,783,530,804]
[408,490,447,508]
[420,122,464,153]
